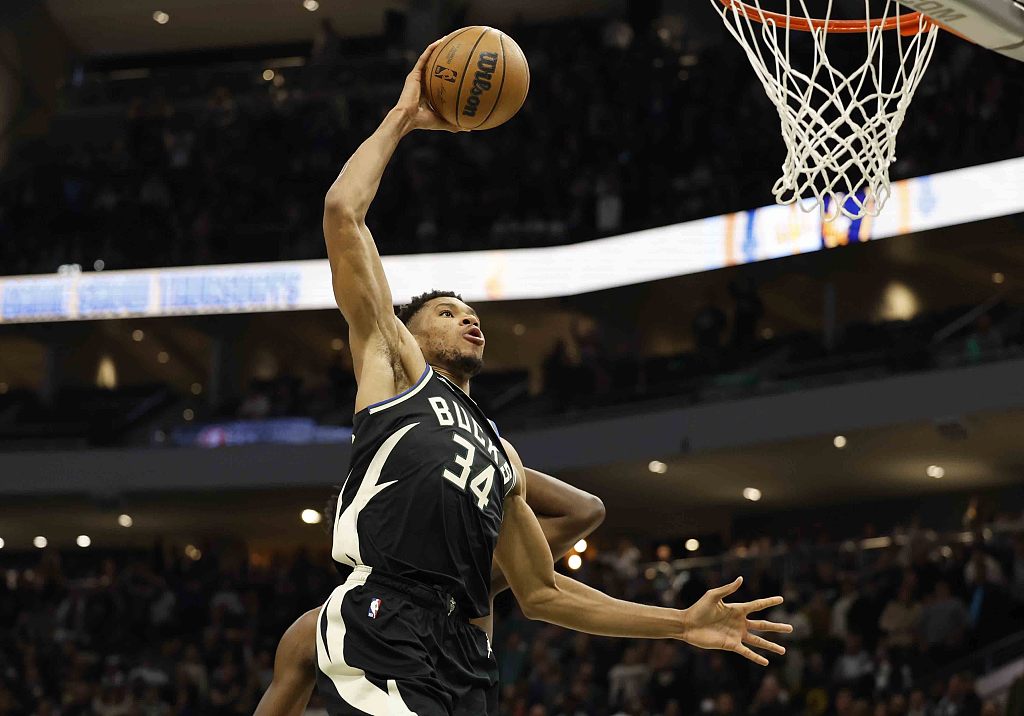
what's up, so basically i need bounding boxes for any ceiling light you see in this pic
[132,329,144,342]
[153,11,170,24]
[0,538,5,549]
[303,0,320,10]
[263,69,275,82]
[182,408,194,421]
[573,539,587,553]
[648,460,668,474]
[833,435,847,449]
[118,514,134,528]
[33,536,47,549]
[685,538,700,551]
[992,272,1005,284]
[301,509,322,525]
[93,259,105,271]
[567,554,582,570]
[331,338,344,351]
[513,323,526,336]
[742,487,762,502]
[926,465,944,479]
[185,545,202,560]
[190,383,202,395]
[157,351,169,363]
[76,535,92,548]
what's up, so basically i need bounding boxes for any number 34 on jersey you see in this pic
[428,396,515,511]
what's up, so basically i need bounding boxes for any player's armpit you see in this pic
[489,465,605,596]
[254,608,319,716]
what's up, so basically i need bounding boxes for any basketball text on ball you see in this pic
[462,52,499,118]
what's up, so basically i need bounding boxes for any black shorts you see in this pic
[315,565,498,715]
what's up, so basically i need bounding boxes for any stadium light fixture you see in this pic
[118,514,134,528]
[301,509,322,525]
[331,338,344,351]
[263,69,275,82]
[190,383,202,395]
[33,536,47,549]
[573,539,587,553]
[833,435,847,448]
[927,465,945,479]
[157,351,169,363]
[567,554,582,570]
[132,329,144,342]
[685,538,700,551]
[0,538,5,549]
[182,408,194,421]
[743,487,762,502]
[648,460,668,474]
[153,11,170,24]
[76,535,91,548]
[303,0,320,11]
[992,272,1005,284]
[94,259,105,271]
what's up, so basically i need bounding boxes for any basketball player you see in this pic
[254,467,607,716]
[311,38,792,715]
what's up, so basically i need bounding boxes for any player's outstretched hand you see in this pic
[395,39,465,133]
[679,576,793,666]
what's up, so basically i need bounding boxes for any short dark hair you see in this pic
[396,290,464,326]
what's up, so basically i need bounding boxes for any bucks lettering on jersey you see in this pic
[331,366,517,618]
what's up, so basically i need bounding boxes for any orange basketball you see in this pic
[425,26,530,131]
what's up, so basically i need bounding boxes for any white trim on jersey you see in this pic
[333,422,418,567]
[316,567,417,715]
[367,366,433,415]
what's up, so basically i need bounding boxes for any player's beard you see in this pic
[435,345,484,380]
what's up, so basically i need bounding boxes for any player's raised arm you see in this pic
[494,439,793,665]
[323,40,460,405]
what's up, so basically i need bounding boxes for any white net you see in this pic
[711,0,940,220]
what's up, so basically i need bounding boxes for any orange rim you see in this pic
[718,0,935,35]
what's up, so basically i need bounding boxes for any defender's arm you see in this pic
[254,608,319,716]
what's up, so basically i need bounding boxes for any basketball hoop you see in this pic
[711,0,941,220]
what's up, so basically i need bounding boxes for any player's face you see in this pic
[413,298,485,377]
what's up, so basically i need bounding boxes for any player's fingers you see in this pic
[735,644,769,667]
[748,619,794,634]
[709,576,743,599]
[412,38,445,75]
[743,633,786,655]
[739,596,784,614]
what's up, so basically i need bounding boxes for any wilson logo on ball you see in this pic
[433,65,458,83]
[461,51,499,117]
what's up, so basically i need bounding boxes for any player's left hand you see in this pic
[679,576,793,665]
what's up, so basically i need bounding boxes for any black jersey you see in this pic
[331,365,517,619]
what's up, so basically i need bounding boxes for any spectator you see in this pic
[919,580,969,662]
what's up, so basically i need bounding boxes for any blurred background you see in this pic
[0,0,1023,714]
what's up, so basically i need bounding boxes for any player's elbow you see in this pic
[519,584,561,622]
[576,493,606,534]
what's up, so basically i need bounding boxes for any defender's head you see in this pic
[398,290,484,380]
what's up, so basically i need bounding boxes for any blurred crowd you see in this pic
[1,505,1022,716]
[1,15,1022,276]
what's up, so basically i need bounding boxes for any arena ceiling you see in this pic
[44,0,608,56]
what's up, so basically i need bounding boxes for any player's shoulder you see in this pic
[499,438,525,498]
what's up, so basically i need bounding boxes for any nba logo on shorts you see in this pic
[368,598,382,619]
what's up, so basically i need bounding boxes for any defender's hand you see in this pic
[395,39,465,133]
[679,577,793,666]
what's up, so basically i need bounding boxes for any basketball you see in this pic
[424,26,530,131]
